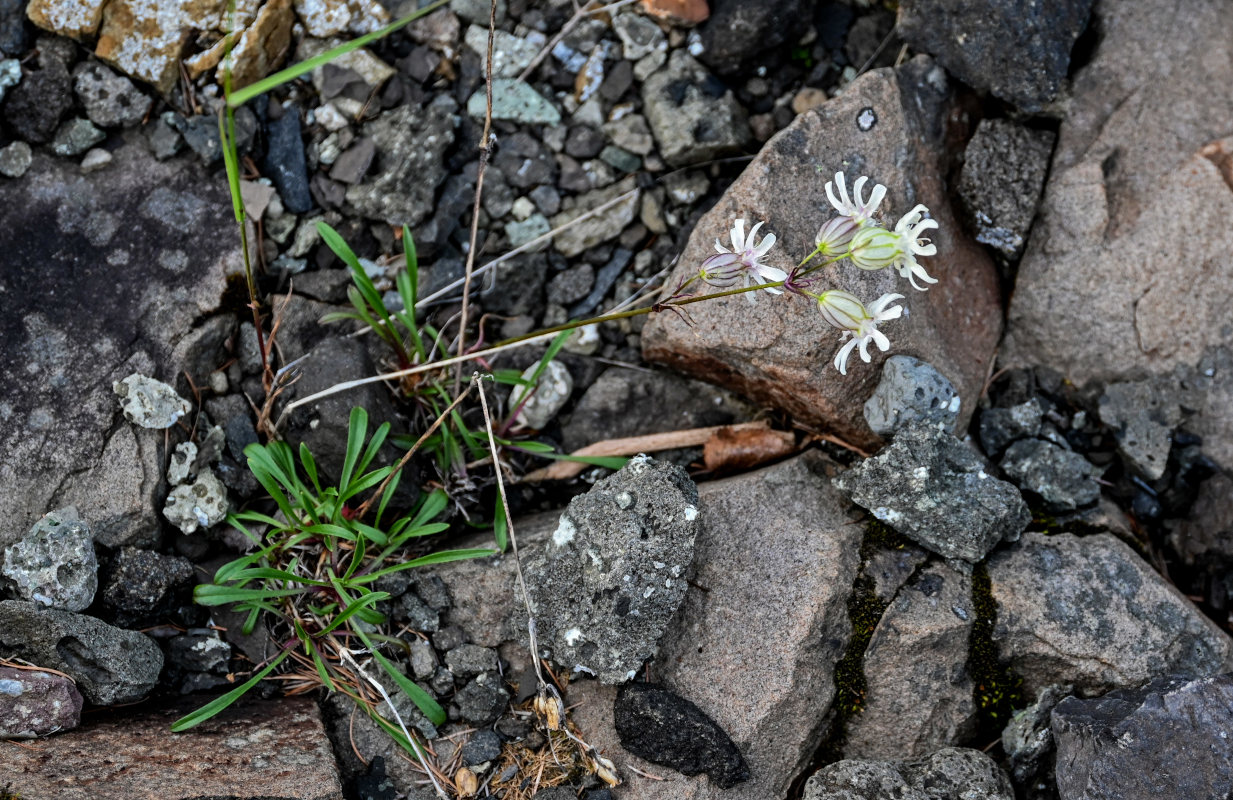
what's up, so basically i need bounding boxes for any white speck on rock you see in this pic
[552,516,576,547]
[573,664,595,675]
[643,586,654,599]
[563,627,584,646]
[684,505,698,521]
[0,679,23,697]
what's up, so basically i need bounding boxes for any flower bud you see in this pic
[814,215,859,255]
[534,691,564,730]
[847,226,902,271]
[698,252,742,287]
[591,754,621,786]
[455,767,479,797]
[816,290,867,331]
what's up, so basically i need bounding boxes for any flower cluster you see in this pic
[694,171,942,374]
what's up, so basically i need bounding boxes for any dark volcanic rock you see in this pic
[696,0,809,77]
[99,546,195,627]
[1052,674,1233,800]
[957,119,1055,260]
[0,135,239,550]
[897,0,1095,112]
[0,0,26,56]
[615,682,749,788]
[862,354,960,437]
[264,102,313,214]
[804,747,1014,800]
[1000,438,1100,512]
[3,53,72,142]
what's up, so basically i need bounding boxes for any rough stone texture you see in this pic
[1003,684,1071,796]
[957,119,1055,259]
[1098,377,1182,480]
[467,78,560,125]
[0,666,84,738]
[346,99,457,227]
[227,0,294,89]
[1168,471,1233,567]
[51,117,106,157]
[862,354,960,436]
[523,456,700,683]
[844,563,977,760]
[988,532,1233,696]
[567,454,863,800]
[295,0,388,38]
[0,135,238,550]
[979,400,1044,458]
[643,59,1001,450]
[803,748,1015,800]
[73,61,149,128]
[99,546,195,627]
[1003,0,1233,477]
[2,52,72,142]
[1052,673,1233,800]
[641,50,750,167]
[0,0,25,55]
[833,423,1030,562]
[162,468,229,534]
[695,0,808,77]
[1001,439,1100,512]
[550,176,640,257]
[2,696,343,799]
[897,0,1094,112]
[614,682,749,788]
[2,506,98,612]
[26,0,105,39]
[113,372,191,428]
[0,140,32,177]
[95,0,203,93]
[0,600,163,705]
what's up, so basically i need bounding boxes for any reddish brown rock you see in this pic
[2,697,343,799]
[639,0,709,24]
[641,57,1002,450]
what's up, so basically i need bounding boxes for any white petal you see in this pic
[731,219,746,252]
[753,231,776,256]
[914,242,937,257]
[758,265,788,282]
[835,338,858,374]
[870,328,890,351]
[853,175,869,206]
[715,239,730,254]
[868,183,887,213]
[876,304,904,322]
[825,181,842,213]
[858,336,872,362]
[867,292,904,316]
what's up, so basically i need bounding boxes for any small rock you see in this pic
[832,423,1030,563]
[294,0,388,38]
[163,469,229,534]
[639,0,708,25]
[615,682,749,787]
[2,506,97,612]
[565,125,606,159]
[803,747,1014,800]
[463,25,539,77]
[113,373,191,429]
[600,144,640,173]
[167,630,231,673]
[468,78,560,125]
[328,136,376,184]
[791,87,828,114]
[641,51,750,167]
[604,113,655,155]
[99,546,195,627]
[408,638,437,680]
[550,176,640,257]
[696,0,807,76]
[0,599,163,705]
[0,666,83,738]
[523,456,699,683]
[957,119,1055,260]
[510,359,573,430]
[3,57,72,143]
[146,111,183,159]
[1051,673,1233,800]
[72,61,148,128]
[462,728,503,766]
[978,400,1044,458]
[80,147,112,172]
[413,573,452,612]
[862,354,960,436]
[546,264,595,305]
[0,56,21,102]
[1000,439,1100,512]
[1002,684,1070,794]
[445,644,499,680]
[395,591,440,633]
[453,672,509,725]
[1098,378,1182,481]
[613,12,667,61]
[264,103,314,215]
[988,532,1233,696]
[0,0,27,55]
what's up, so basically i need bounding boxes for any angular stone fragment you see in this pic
[228,0,293,89]
[1051,674,1233,800]
[862,354,960,436]
[163,468,228,534]
[0,666,83,738]
[510,359,573,430]
[0,600,163,705]
[95,0,195,93]
[1,696,343,799]
[549,176,640,257]
[467,78,561,125]
[73,61,149,128]
[1000,439,1100,512]
[295,0,388,38]
[844,563,977,759]
[642,59,1001,449]
[113,372,191,428]
[523,456,699,683]
[978,399,1043,458]
[641,50,749,167]
[99,546,196,627]
[2,506,97,612]
[988,533,1233,696]
[26,0,106,39]
[1098,378,1182,481]
[803,747,1014,800]
[957,119,1055,259]
[833,423,1030,563]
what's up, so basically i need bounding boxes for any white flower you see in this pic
[847,226,902,271]
[813,215,860,257]
[825,172,887,227]
[817,291,904,374]
[710,218,788,300]
[891,204,939,290]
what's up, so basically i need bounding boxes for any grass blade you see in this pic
[171,649,290,731]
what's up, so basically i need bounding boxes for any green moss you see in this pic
[968,563,1024,731]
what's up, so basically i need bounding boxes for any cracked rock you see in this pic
[99,546,195,627]
[1000,438,1100,512]
[2,506,97,612]
[523,456,699,683]
[978,400,1044,458]
[113,373,191,429]
[957,119,1055,260]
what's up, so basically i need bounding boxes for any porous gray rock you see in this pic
[2,52,72,143]
[113,372,191,428]
[1052,674,1233,800]
[99,546,195,627]
[1003,684,1071,798]
[0,600,163,705]
[642,59,1002,450]
[896,0,1094,112]
[862,354,960,436]
[0,139,32,177]
[988,532,1233,696]
[51,117,106,157]
[1098,378,1182,481]
[73,61,148,128]
[843,563,977,759]
[444,644,498,680]
[452,672,509,726]
[346,98,457,227]
[0,666,83,738]
[162,469,228,534]
[523,456,700,683]
[957,119,1055,259]
[979,400,1044,458]
[832,423,1030,562]
[612,11,666,61]
[1000,439,1100,512]
[2,506,97,612]
[641,50,750,167]
[803,747,1014,800]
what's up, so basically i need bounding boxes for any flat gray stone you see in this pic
[1000,439,1100,512]
[1098,378,1182,481]
[642,50,750,167]
[466,78,560,125]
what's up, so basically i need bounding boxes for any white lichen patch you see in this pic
[563,627,584,646]
[113,373,190,429]
[683,505,698,521]
[552,516,577,547]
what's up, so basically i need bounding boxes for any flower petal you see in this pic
[731,219,746,252]
[835,337,858,374]
[870,328,890,351]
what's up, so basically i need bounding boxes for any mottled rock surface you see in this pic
[643,59,1001,450]
[844,563,977,759]
[99,546,195,627]
[1000,439,1100,512]
[804,747,1015,800]
[957,119,1055,259]
[1052,674,1233,800]
[862,355,960,436]
[0,136,238,550]
[833,423,1030,562]
[0,666,84,738]
[2,506,97,612]
[1098,377,1182,481]
[1,697,343,799]
[641,50,750,167]
[988,533,1233,695]
[0,600,163,705]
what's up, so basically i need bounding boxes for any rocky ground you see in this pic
[2,0,1233,798]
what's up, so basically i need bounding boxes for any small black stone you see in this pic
[263,103,313,214]
[614,682,749,788]
[462,729,503,765]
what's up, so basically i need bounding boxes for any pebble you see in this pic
[80,147,112,172]
[0,57,19,103]
[0,140,32,178]
[163,469,229,534]
[504,213,550,249]
[469,79,561,125]
[463,25,540,77]
[51,118,106,157]
[511,360,574,430]
[113,373,191,429]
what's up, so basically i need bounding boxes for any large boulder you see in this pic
[0,134,239,549]
[642,57,1002,450]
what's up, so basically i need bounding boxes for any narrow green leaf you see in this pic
[194,584,308,606]
[356,630,446,725]
[351,549,495,584]
[316,590,389,636]
[170,649,289,732]
[338,407,369,498]
[493,499,509,552]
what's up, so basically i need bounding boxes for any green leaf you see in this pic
[300,443,322,494]
[352,548,495,584]
[171,649,290,731]
[338,407,369,497]
[493,498,509,552]
[356,630,446,726]
[353,421,391,480]
[316,590,390,636]
[410,488,449,528]
[193,584,307,606]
